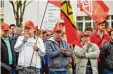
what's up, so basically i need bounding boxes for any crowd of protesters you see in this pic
[1,20,113,74]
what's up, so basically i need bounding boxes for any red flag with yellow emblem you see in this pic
[61,0,82,47]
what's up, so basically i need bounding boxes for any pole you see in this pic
[30,1,49,67]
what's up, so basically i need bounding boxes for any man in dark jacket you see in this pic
[100,29,113,74]
[46,22,72,74]
[9,24,16,39]
[90,21,110,74]
[1,23,16,74]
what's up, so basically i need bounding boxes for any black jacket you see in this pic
[1,37,16,66]
[100,40,113,71]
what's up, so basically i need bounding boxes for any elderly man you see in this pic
[14,21,46,74]
[46,22,72,74]
[75,32,100,74]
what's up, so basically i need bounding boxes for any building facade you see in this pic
[76,1,113,31]
[76,15,113,31]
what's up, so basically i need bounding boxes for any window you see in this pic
[77,16,83,21]
[77,22,83,31]
[85,16,91,20]
[0,0,4,8]
[93,21,96,25]
[105,22,109,28]
[0,18,4,23]
[111,15,113,20]
[85,22,91,28]
[107,15,110,20]
[0,14,4,18]
[111,21,113,28]
[0,8,4,14]
[0,1,1,7]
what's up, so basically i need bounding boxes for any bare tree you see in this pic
[9,0,33,27]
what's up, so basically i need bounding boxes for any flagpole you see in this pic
[38,0,39,26]
[30,1,49,67]
[40,1,48,29]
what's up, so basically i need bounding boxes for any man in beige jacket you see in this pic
[75,32,100,74]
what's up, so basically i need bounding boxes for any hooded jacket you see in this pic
[46,37,72,71]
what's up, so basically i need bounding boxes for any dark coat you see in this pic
[1,37,16,74]
[100,40,113,71]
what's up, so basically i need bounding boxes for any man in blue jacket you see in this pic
[46,22,72,74]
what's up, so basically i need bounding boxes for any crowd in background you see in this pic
[1,20,113,74]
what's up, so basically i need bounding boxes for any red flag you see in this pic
[77,0,109,23]
[61,1,82,47]
[48,0,60,7]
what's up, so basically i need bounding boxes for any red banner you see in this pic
[77,0,109,23]
[48,0,60,7]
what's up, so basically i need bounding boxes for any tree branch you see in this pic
[25,0,33,7]
[16,1,20,26]
[19,1,26,24]
[21,0,32,21]
[19,1,23,27]
[9,1,17,19]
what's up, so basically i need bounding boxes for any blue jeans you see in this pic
[11,69,16,74]
[9,65,16,74]
[86,66,92,74]
[103,69,113,74]
[49,70,67,74]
